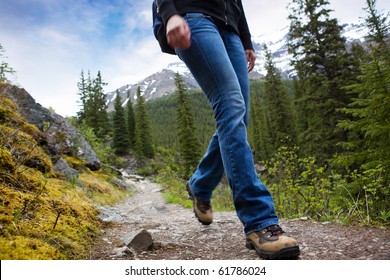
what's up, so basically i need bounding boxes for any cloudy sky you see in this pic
[1,0,389,117]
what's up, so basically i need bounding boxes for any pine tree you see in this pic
[249,81,273,162]
[263,45,296,149]
[365,0,390,57]
[134,86,154,159]
[76,70,88,121]
[0,43,15,83]
[92,71,110,137]
[287,0,357,162]
[174,73,201,178]
[337,0,390,175]
[112,90,130,155]
[126,90,136,149]
[81,71,110,138]
[334,0,390,220]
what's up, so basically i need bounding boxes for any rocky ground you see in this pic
[89,178,389,260]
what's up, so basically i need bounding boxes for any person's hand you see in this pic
[246,49,256,73]
[166,15,191,49]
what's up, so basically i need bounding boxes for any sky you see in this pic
[1,0,389,117]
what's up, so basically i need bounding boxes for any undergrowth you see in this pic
[153,143,389,227]
[155,165,234,212]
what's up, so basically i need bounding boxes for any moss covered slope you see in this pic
[0,94,127,259]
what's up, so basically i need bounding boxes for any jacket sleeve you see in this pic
[157,0,178,26]
[237,0,254,50]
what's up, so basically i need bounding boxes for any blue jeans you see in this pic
[175,13,278,234]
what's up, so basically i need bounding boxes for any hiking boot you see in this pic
[246,225,300,260]
[186,182,213,225]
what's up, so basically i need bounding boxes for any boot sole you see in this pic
[246,240,300,260]
[186,183,212,225]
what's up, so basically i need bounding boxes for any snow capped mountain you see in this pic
[106,23,367,111]
[342,23,368,41]
[106,65,198,112]
[251,26,293,79]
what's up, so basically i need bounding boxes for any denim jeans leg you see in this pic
[176,14,278,234]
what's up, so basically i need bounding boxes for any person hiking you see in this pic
[156,0,300,260]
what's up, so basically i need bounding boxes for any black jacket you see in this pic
[156,0,254,50]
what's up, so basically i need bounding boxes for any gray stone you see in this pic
[53,157,79,182]
[125,229,153,252]
[111,177,132,190]
[111,246,133,257]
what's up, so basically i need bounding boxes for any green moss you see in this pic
[0,94,129,259]
[0,148,15,171]
[0,237,65,260]
[0,177,101,259]
[79,173,130,205]
[0,125,52,173]
[0,97,18,123]
[63,155,84,170]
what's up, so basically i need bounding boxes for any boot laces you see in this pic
[198,200,211,212]
[266,225,285,236]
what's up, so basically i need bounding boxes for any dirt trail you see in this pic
[89,178,390,260]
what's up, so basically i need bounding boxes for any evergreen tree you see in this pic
[146,89,214,152]
[287,0,357,162]
[364,0,390,59]
[134,86,154,159]
[126,90,136,149]
[334,0,390,221]
[249,81,273,162]
[76,70,88,121]
[337,0,390,178]
[92,71,110,137]
[263,45,296,149]
[112,90,130,155]
[174,73,201,178]
[0,43,15,83]
[83,71,94,125]
[80,71,110,138]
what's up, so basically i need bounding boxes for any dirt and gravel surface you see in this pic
[89,178,389,260]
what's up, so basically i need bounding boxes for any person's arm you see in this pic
[158,0,191,49]
[237,0,253,50]
[237,0,256,72]
[157,0,177,26]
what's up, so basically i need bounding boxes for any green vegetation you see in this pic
[126,90,136,150]
[76,70,110,138]
[134,86,154,159]
[174,73,201,179]
[288,0,358,162]
[112,90,130,155]
[0,43,15,83]
[0,93,130,259]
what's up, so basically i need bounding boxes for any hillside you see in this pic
[0,84,130,259]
